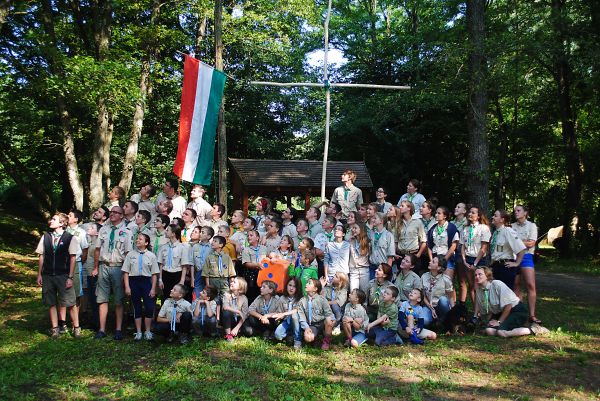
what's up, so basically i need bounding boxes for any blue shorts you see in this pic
[520,253,535,269]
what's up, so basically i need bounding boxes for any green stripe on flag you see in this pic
[193,70,226,184]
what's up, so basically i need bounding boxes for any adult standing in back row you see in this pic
[396,179,426,218]
[331,169,363,220]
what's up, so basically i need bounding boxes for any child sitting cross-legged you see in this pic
[398,288,437,345]
[366,285,403,346]
[298,278,336,350]
[242,280,280,338]
[155,284,193,344]
[341,288,369,348]
[191,284,218,337]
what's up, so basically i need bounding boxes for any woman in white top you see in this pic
[324,226,350,281]
[511,205,541,324]
[459,206,491,305]
[474,267,530,337]
[489,210,526,291]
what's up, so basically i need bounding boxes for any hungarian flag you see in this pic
[173,55,227,185]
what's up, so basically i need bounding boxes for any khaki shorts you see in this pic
[72,261,84,297]
[96,264,124,305]
[42,274,76,307]
[207,277,229,297]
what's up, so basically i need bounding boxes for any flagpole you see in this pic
[320,0,333,203]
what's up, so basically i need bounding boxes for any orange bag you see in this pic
[257,257,290,294]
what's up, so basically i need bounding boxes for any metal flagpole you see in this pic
[320,0,333,202]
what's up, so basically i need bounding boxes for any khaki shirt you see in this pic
[96,222,133,265]
[421,272,453,307]
[511,220,538,255]
[248,295,280,316]
[331,184,363,218]
[190,242,212,272]
[192,299,218,318]
[307,220,324,238]
[323,284,348,307]
[298,294,334,328]
[282,222,298,239]
[276,296,299,314]
[476,280,520,316]
[396,219,426,254]
[368,228,395,265]
[263,234,282,254]
[343,303,369,332]
[222,292,248,319]
[394,270,422,302]
[121,249,160,277]
[491,226,526,261]
[188,198,213,227]
[157,241,191,273]
[460,223,491,258]
[348,239,370,268]
[66,225,89,262]
[35,232,80,256]
[241,245,268,265]
[201,251,236,278]
[158,298,192,320]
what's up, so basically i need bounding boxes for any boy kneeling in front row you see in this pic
[155,284,192,344]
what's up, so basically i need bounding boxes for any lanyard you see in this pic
[307,298,313,325]
[108,226,118,252]
[138,252,144,276]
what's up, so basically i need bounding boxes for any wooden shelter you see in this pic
[229,158,373,213]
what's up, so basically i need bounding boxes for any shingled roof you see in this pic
[229,158,373,190]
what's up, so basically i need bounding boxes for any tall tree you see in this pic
[466,0,489,212]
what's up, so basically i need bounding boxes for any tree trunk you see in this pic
[0,0,10,32]
[551,0,582,256]
[119,0,161,195]
[491,91,507,211]
[214,0,228,206]
[40,0,85,211]
[466,0,489,213]
[89,97,111,209]
[195,15,208,57]
[88,0,113,210]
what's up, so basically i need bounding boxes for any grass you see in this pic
[0,215,599,400]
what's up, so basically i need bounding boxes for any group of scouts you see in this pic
[36,171,548,349]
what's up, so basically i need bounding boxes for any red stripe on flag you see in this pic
[173,55,200,178]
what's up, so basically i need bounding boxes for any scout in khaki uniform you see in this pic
[298,278,336,350]
[330,169,364,219]
[202,235,236,297]
[93,206,133,340]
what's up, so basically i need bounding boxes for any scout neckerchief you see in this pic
[324,230,334,242]
[138,251,145,276]
[108,224,119,252]
[262,297,272,315]
[453,217,466,232]
[134,224,149,242]
[196,242,210,270]
[428,273,439,296]
[436,222,447,241]
[421,217,433,231]
[200,303,206,326]
[343,185,352,201]
[490,229,499,255]
[407,192,416,203]
[330,286,336,302]
[287,297,294,324]
[51,231,63,251]
[231,294,239,322]
[482,285,490,315]
[466,223,477,247]
[166,242,176,270]
[372,229,383,248]
[216,252,224,274]
[170,300,178,332]
[307,296,313,325]
[153,231,164,254]
[374,281,384,305]
[182,226,192,243]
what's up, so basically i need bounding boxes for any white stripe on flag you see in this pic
[181,64,214,182]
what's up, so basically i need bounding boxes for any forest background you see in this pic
[0,0,599,257]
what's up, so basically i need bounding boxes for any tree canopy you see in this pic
[0,0,598,255]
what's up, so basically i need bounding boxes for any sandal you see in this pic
[530,316,542,324]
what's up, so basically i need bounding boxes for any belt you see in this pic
[101,262,122,267]
[399,249,419,255]
[492,259,514,264]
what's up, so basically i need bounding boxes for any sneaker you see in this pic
[343,338,351,347]
[167,331,176,343]
[133,332,143,341]
[293,340,302,350]
[332,327,342,336]
[179,334,190,345]
[321,337,331,350]
[224,333,234,342]
[113,330,123,341]
[50,327,60,339]
[395,333,405,345]
[94,331,107,339]
[73,327,82,339]
[144,331,154,341]
[59,324,68,335]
